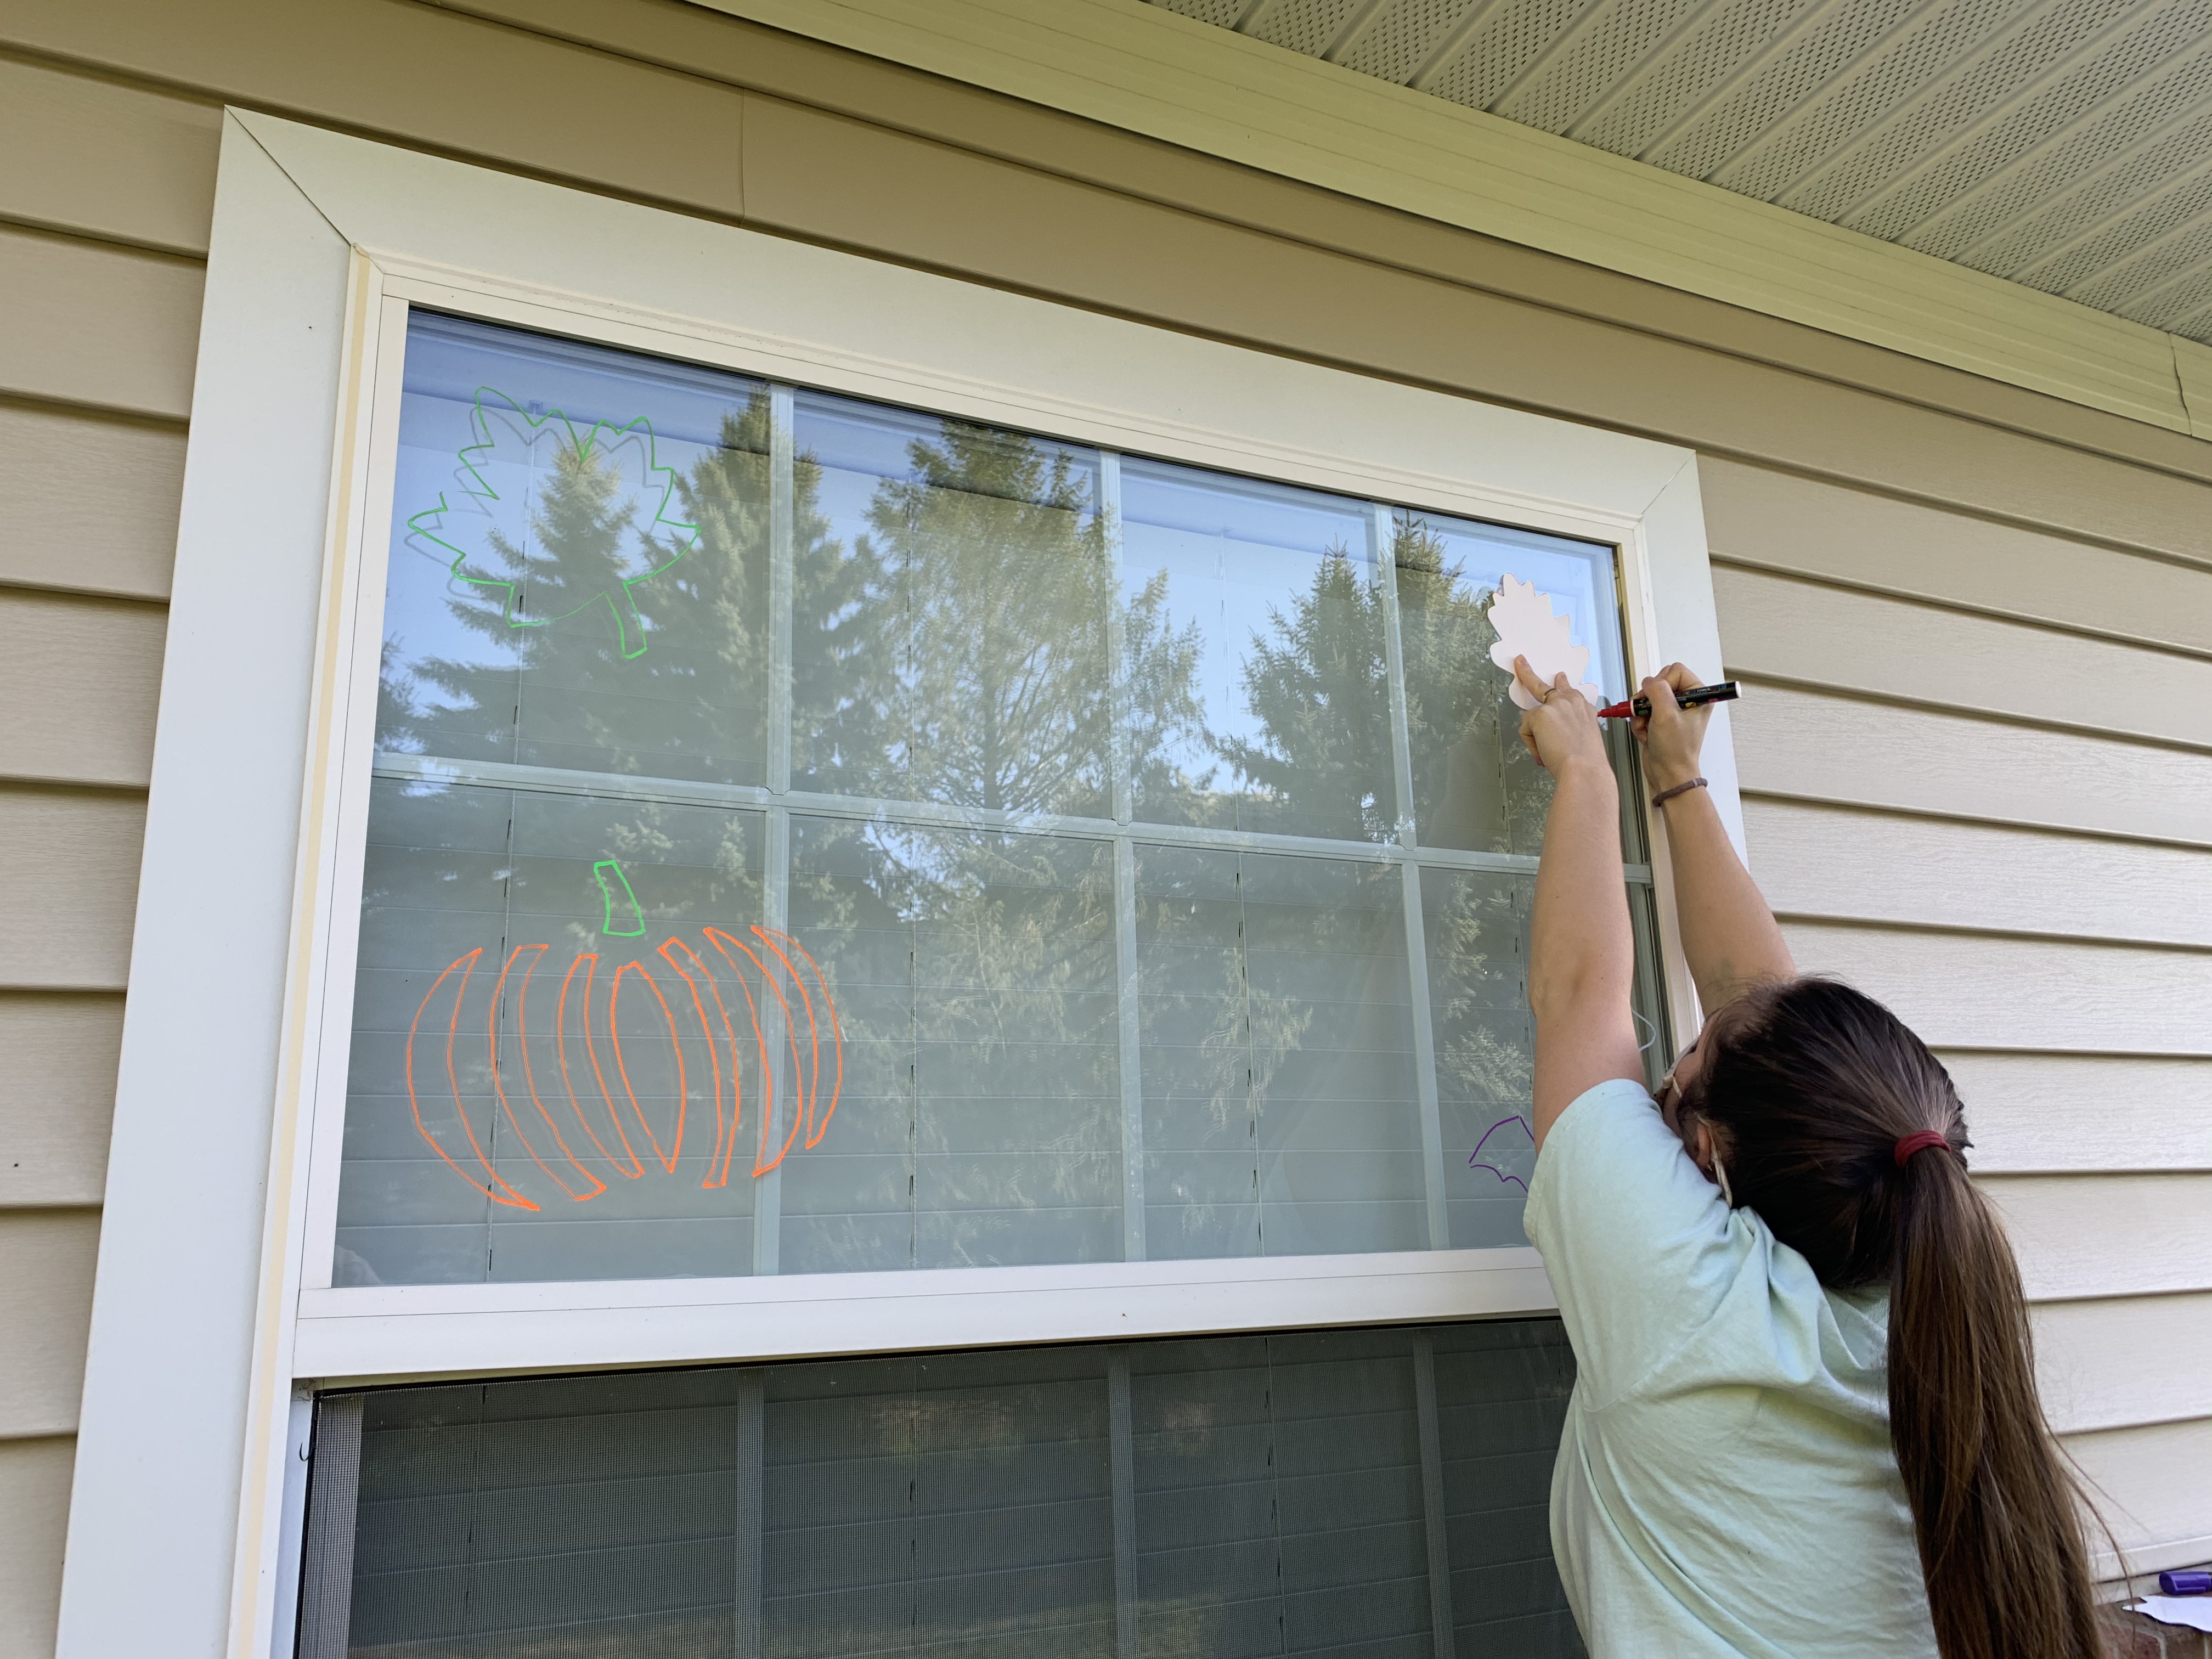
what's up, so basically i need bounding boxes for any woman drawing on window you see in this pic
[1510,654,2104,1659]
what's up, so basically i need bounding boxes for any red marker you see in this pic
[1596,680,1739,720]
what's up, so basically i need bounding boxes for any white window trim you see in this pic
[59,109,1745,1659]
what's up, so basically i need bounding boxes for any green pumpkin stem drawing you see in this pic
[592,860,646,938]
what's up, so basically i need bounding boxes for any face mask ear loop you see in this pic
[1712,1148,1735,1209]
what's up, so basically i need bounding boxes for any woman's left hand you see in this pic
[1513,655,1609,775]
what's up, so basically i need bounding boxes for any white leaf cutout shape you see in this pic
[1486,575,1604,711]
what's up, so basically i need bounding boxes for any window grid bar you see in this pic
[1375,504,1450,1250]
[1373,505,1420,850]
[368,753,1652,884]
[1412,1331,1459,1659]
[767,384,794,797]
[755,385,796,1277]
[1114,838,1147,1264]
[755,807,790,1276]
[1101,452,1132,831]
[1103,452,1148,1263]
[735,1368,766,1658]
[1401,859,1450,1252]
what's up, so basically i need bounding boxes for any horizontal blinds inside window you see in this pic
[324,1321,1582,1658]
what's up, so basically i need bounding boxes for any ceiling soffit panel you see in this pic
[1163,0,2212,345]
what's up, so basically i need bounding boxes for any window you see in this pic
[77,114,1737,1659]
[338,313,1667,1289]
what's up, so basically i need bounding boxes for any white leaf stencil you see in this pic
[1486,575,1604,710]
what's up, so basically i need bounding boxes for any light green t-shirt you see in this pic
[1524,1079,1937,1659]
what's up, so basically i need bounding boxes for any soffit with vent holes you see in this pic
[1155,0,2212,345]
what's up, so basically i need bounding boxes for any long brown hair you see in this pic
[1678,977,2105,1659]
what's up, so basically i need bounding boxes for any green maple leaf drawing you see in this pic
[406,387,699,659]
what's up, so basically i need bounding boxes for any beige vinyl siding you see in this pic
[0,405,183,601]
[2036,1293,2212,1434]
[0,58,219,256]
[1714,565,2212,752]
[1748,800,2212,950]
[0,1214,99,1443]
[1698,456,2212,657]
[0,56,199,1651]
[2070,1421,2212,1572]
[1734,685,2212,847]
[0,228,199,420]
[1938,1053,2212,1173]
[0,999,124,1210]
[0,792,145,991]
[2,7,2209,1644]
[0,595,166,789]
[0,1439,74,1659]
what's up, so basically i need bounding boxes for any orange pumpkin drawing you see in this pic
[405,926,842,1211]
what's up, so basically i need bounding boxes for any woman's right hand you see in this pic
[1632,662,1712,792]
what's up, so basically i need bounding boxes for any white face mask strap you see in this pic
[1711,1148,1735,1209]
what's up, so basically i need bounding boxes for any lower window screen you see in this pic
[298,1319,1582,1659]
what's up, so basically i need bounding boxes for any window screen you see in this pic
[298,1319,1582,1658]
[338,312,1665,1286]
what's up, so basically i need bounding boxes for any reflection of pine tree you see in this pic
[1392,516,1511,848]
[411,394,774,789]
[1216,549,1393,842]
[787,821,1121,1271]
[803,422,1120,815]
[493,434,648,645]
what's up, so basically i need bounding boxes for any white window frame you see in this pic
[58,110,1746,1659]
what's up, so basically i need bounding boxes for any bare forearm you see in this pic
[1657,784,1794,1011]
[1531,759,1634,1019]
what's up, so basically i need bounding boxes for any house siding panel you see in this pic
[0,9,2206,1649]
[0,1212,99,1442]
[0,1440,73,1659]
[0,404,183,602]
[0,594,167,789]
[0,228,201,420]
[0,997,124,1209]
[0,56,222,256]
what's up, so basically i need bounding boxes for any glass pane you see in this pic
[780,818,1125,1273]
[380,313,772,786]
[763,1348,1117,1658]
[1420,867,1537,1251]
[1131,1329,1433,1659]
[1137,849,1426,1260]
[1629,881,1673,1092]
[347,1370,746,1657]
[322,1319,1578,1659]
[1431,1321,1586,1657]
[1393,512,1624,854]
[336,778,765,1285]
[791,391,1114,817]
[1121,461,1396,842]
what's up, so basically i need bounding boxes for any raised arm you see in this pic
[1632,663,1795,1012]
[1512,657,1644,1149]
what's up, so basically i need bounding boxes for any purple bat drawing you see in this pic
[1468,1114,1536,1192]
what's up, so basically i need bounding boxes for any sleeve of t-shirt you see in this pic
[1523,1077,1746,1409]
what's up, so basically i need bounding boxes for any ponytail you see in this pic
[1684,979,2107,1659]
[1889,1149,2104,1659]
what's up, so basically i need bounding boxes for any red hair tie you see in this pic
[1893,1129,1951,1168]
